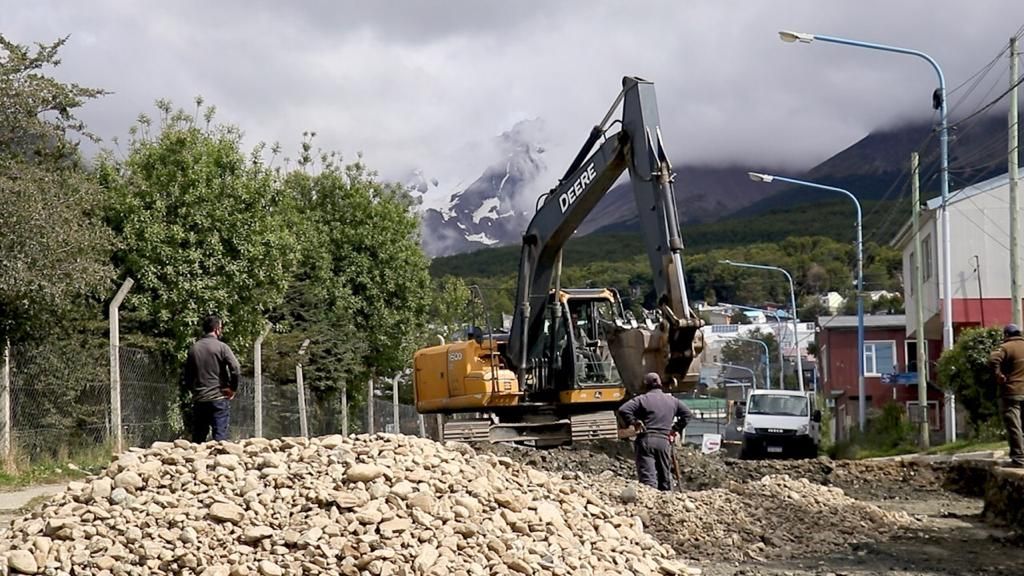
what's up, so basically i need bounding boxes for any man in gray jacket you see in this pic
[183,315,241,443]
[618,372,692,491]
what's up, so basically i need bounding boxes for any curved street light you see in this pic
[747,172,864,431]
[728,303,786,390]
[777,29,954,439]
[734,336,771,391]
[720,260,805,391]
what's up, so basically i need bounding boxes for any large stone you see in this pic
[413,544,439,574]
[243,525,275,542]
[7,550,38,574]
[114,470,144,489]
[209,502,246,524]
[215,454,241,469]
[345,464,386,483]
[258,560,284,576]
[91,477,113,500]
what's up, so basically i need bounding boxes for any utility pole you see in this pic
[1011,35,1021,327]
[913,153,930,449]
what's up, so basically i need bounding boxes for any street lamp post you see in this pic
[730,303,786,390]
[721,260,804,391]
[735,336,771,390]
[715,362,757,398]
[778,29,954,438]
[748,172,865,431]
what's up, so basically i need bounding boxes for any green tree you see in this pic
[279,146,431,382]
[0,35,113,342]
[937,327,1003,433]
[99,99,298,352]
[720,328,779,388]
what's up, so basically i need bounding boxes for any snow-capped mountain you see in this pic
[419,120,547,257]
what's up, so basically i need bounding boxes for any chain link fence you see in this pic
[1,341,435,466]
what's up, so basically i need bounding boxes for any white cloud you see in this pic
[6,0,1024,204]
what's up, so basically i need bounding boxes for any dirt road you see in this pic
[701,495,1024,576]
[480,441,1024,575]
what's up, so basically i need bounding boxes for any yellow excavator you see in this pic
[414,77,705,446]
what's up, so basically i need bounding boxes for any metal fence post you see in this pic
[392,376,399,434]
[418,413,425,437]
[253,323,270,438]
[2,339,11,470]
[296,339,310,438]
[109,278,134,454]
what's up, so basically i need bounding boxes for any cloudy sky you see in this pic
[6,1,1024,208]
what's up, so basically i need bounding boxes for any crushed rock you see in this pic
[0,435,696,576]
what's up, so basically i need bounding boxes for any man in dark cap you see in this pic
[183,315,241,443]
[990,323,1024,468]
[618,372,693,490]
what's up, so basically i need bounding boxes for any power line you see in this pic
[949,73,1024,131]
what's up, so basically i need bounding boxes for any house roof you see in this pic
[892,171,1009,248]
[817,314,907,330]
[924,172,1009,211]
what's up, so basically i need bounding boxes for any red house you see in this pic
[817,314,946,442]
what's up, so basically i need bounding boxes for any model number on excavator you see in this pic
[558,162,597,213]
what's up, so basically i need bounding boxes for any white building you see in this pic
[892,172,1022,343]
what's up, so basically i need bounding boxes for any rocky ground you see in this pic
[0,436,1020,575]
[0,435,694,576]
[481,440,1024,576]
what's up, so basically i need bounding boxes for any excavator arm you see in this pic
[506,76,704,394]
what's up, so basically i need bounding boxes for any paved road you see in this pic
[0,484,65,527]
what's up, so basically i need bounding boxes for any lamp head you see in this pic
[747,172,774,183]
[779,30,815,44]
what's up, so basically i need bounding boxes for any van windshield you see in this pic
[747,394,808,417]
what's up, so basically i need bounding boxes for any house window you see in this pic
[922,234,933,281]
[864,340,897,376]
[906,340,928,373]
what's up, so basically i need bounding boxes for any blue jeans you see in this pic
[192,399,230,443]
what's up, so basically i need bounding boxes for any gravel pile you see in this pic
[588,472,918,562]
[0,435,696,576]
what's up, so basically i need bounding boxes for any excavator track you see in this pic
[442,419,491,443]
[441,412,619,447]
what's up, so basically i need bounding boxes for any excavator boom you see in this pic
[413,76,704,445]
[507,76,703,394]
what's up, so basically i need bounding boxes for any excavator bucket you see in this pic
[606,322,703,396]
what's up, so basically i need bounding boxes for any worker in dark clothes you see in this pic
[618,372,692,490]
[183,315,241,443]
[989,323,1024,468]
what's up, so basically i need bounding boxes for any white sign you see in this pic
[701,433,722,454]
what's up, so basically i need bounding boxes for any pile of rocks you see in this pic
[590,472,917,562]
[0,435,696,576]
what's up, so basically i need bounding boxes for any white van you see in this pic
[739,389,821,459]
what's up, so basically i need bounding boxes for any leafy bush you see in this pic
[937,327,1003,434]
